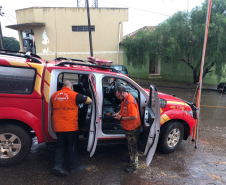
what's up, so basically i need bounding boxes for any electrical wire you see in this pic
[3,15,16,24]
[2,8,16,20]
[99,0,170,16]
[4,14,16,22]
[3,14,16,24]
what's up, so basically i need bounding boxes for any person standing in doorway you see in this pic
[113,86,141,172]
[51,80,92,176]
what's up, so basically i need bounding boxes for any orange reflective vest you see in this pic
[120,93,141,131]
[51,87,79,132]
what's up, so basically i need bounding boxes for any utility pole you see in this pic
[0,6,5,50]
[86,0,93,57]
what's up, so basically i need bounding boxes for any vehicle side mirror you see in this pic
[149,84,157,107]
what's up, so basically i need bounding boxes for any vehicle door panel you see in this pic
[143,85,160,166]
[87,73,99,157]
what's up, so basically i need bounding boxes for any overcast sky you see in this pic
[0,0,204,40]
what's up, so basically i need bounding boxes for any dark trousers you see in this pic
[124,127,140,169]
[55,131,79,170]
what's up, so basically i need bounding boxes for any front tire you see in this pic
[0,124,32,166]
[158,121,184,154]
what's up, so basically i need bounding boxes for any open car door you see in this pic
[87,73,99,157]
[142,85,160,165]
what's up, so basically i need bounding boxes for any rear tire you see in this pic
[0,124,32,166]
[158,121,184,154]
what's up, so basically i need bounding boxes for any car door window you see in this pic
[0,66,36,94]
[58,73,79,90]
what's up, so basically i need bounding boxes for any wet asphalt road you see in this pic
[0,87,226,185]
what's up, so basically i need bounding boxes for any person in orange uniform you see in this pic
[51,80,92,176]
[113,86,141,172]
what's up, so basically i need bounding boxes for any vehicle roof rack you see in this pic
[56,61,119,73]
[55,57,95,64]
[0,49,42,64]
[0,49,41,58]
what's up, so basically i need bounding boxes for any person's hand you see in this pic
[113,114,122,120]
[113,112,119,117]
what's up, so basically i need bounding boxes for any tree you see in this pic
[123,0,226,84]
[123,28,153,82]
[0,36,20,51]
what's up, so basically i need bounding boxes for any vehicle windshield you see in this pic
[113,66,123,70]
[113,66,128,75]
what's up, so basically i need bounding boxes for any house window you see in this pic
[72,26,95,32]
[0,66,36,94]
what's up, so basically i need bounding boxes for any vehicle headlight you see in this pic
[160,99,167,108]
[184,110,193,117]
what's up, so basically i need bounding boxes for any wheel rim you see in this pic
[167,128,181,148]
[0,133,21,158]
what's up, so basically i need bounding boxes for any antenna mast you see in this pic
[77,0,98,8]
